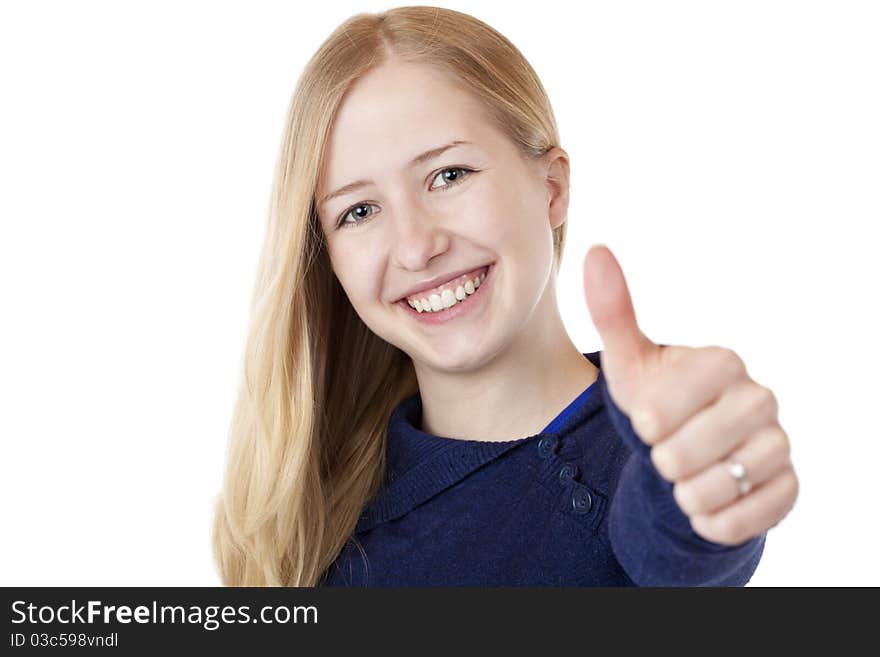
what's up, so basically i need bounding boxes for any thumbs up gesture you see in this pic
[583,245,799,546]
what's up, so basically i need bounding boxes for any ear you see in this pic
[541,147,570,230]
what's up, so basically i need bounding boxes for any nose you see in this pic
[389,200,450,271]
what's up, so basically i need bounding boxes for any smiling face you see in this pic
[316,60,568,374]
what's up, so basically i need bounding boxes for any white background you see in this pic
[1,0,877,586]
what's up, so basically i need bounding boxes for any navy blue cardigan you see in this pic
[321,351,766,586]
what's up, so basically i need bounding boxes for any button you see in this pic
[558,463,578,484]
[571,487,593,514]
[537,436,557,458]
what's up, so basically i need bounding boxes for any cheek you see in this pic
[476,176,545,245]
[468,178,523,240]
[333,254,384,306]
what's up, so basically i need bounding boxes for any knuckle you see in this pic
[755,384,779,417]
[674,482,706,515]
[715,513,749,545]
[771,468,800,523]
[713,346,745,378]
[783,467,800,503]
[761,468,800,525]
[652,444,685,480]
[632,405,661,443]
[769,425,791,460]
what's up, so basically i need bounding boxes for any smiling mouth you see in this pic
[398,265,491,307]
[397,263,494,318]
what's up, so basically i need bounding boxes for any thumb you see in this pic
[583,244,656,373]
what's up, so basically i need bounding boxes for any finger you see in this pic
[582,244,656,377]
[689,466,800,547]
[650,380,780,480]
[672,423,792,516]
[630,345,748,445]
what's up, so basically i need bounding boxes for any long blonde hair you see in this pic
[212,5,568,586]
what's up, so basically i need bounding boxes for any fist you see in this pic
[582,244,799,546]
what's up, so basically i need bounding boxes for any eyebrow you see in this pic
[318,140,474,208]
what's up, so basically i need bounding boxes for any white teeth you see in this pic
[407,270,487,313]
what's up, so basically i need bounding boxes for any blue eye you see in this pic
[335,166,477,229]
[429,166,473,190]
[337,202,378,229]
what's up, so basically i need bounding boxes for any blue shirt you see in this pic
[321,351,766,586]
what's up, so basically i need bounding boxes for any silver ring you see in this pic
[726,460,752,496]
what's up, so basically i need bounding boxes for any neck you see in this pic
[413,283,599,442]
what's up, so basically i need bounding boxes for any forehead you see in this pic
[318,63,501,193]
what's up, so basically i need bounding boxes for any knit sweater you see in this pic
[320,351,766,586]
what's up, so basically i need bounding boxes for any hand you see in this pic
[582,244,799,546]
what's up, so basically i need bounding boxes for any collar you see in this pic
[355,351,607,534]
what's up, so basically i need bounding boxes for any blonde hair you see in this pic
[212,5,567,586]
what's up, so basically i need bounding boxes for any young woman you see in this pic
[212,6,799,586]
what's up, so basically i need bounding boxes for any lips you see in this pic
[398,262,495,323]
[396,264,492,302]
